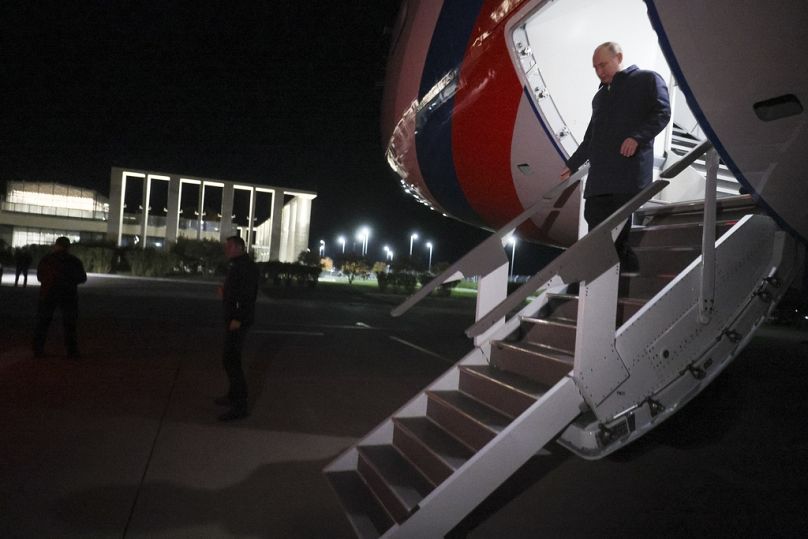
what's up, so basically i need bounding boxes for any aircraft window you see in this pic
[753,94,803,122]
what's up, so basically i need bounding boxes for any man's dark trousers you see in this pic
[223,326,248,408]
[33,295,79,355]
[584,193,637,264]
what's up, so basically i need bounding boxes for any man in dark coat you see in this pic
[33,237,87,358]
[215,235,259,421]
[561,42,671,271]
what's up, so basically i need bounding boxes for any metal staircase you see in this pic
[324,145,803,537]
[670,123,740,196]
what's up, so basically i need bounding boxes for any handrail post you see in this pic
[698,149,719,324]
[473,261,510,346]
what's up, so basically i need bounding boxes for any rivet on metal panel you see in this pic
[687,364,706,380]
[647,398,664,417]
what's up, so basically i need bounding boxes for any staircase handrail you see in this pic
[391,164,589,317]
[466,138,718,336]
[659,139,713,179]
[466,178,668,337]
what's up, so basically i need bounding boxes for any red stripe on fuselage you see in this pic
[451,0,537,233]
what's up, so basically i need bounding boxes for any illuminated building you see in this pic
[0,167,316,262]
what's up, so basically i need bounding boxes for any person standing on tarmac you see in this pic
[33,237,87,359]
[215,235,259,421]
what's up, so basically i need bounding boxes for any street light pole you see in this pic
[338,236,345,254]
[319,239,325,257]
[357,227,370,256]
[507,235,517,279]
[363,228,370,256]
[426,242,433,273]
[409,233,418,257]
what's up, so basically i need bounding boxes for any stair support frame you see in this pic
[559,217,801,456]
[698,148,720,324]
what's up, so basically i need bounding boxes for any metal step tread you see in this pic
[546,291,646,306]
[393,416,474,471]
[461,364,549,400]
[326,470,393,538]
[503,338,573,358]
[545,292,649,313]
[636,194,756,220]
[632,244,700,254]
[493,340,574,367]
[428,390,511,434]
[520,315,576,330]
[631,220,736,234]
[357,445,433,514]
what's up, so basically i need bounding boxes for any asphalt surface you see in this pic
[1,272,807,537]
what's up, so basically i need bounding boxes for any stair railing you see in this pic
[394,137,719,413]
[392,164,589,345]
[659,140,718,324]
[467,140,720,419]
[465,179,669,338]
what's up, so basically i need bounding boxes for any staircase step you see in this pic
[636,194,756,227]
[491,341,573,386]
[518,317,576,354]
[618,274,674,300]
[628,221,734,248]
[325,470,394,538]
[357,445,433,523]
[633,245,700,275]
[545,293,646,325]
[392,416,474,486]
[426,390,510,451]
[459,364,545,418]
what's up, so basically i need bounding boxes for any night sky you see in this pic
[2,1,547,269]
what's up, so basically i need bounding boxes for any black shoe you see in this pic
[218,407,249,421]
[214,396,231,406]
[66,351,81,360]
[33,350,45,359]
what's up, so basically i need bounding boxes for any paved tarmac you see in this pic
[1,272,807,538]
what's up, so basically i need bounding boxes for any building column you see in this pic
[292,196,312,261]
[280,200,292,262]
[165,175,181,246]
[269,189,284,261]
[220,182,234,242]
[107,167,125,246]
[246,187,256,251]
[141,175,152,248]
[196,182,205,240]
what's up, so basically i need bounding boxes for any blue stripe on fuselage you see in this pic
[415,0,485,225]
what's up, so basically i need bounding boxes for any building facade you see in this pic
[0,168,316,262]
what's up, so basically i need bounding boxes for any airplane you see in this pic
[327,1,807,536]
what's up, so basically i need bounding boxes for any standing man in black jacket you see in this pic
[561,42,671,271]
[33,237,87,358]
[216,235,259,421]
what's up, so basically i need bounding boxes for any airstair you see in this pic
[324,143,803,537]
